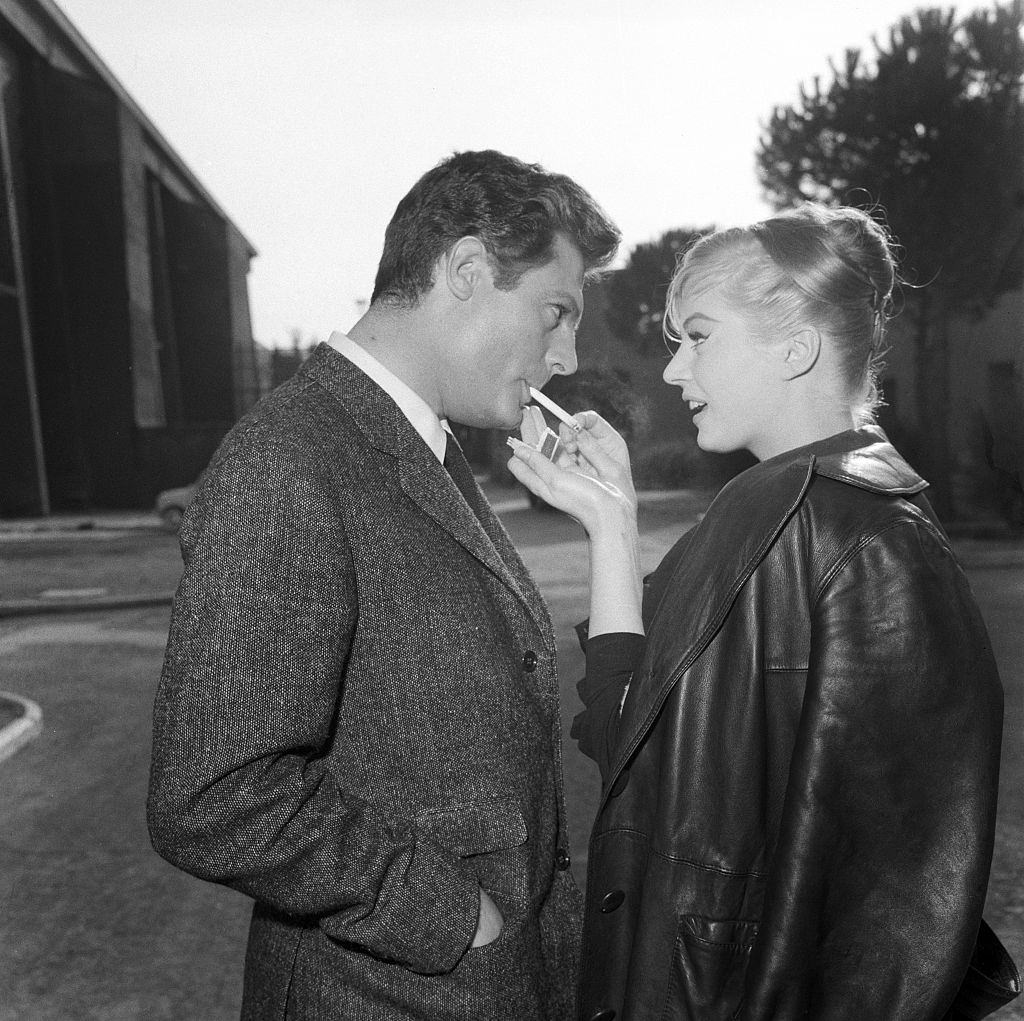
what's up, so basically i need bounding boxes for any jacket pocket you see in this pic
[664,914,758,1021]
[414,797,528,857]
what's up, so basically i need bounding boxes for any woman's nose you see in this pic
[663,345,692,385]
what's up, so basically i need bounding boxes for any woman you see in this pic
[508,204,1015,1020]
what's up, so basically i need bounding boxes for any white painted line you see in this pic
[0,692,42,764]
[40,587,110,599]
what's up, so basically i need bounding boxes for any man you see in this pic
[147,149,620,1020]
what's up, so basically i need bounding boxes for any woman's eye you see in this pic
[688,332,707,348]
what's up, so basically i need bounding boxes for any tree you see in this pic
[604,227,713,355]
[757,1,1024,511]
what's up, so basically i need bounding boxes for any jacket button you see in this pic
[589,1010,616,1021]
[522,650,538,672]
[609,770,629,797]
[555,847,571,871]
[600,889,625,913]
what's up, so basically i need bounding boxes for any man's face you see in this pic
[442,233,585,429]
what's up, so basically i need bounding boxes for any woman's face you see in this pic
[662,283,792,461]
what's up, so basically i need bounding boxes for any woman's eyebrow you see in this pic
[682,313,719,330]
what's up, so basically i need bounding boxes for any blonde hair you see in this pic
[665,204,898,415]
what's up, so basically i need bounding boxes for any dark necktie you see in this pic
[442,435,484,521]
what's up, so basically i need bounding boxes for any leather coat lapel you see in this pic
[606,425,928,807]
[608,456,815,801]
[303,344,548,634]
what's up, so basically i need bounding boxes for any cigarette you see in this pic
[528,386,582,432]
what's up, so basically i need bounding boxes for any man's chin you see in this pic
[454,410,523,432]
[482,406,526,432]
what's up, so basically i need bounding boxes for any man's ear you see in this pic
[778,327,821,380]
[444,236,491,301]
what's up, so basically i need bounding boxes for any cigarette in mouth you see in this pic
[527,386,582,432]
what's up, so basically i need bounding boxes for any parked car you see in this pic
[155,482,197,533]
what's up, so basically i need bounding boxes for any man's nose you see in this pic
[546,329,578,377]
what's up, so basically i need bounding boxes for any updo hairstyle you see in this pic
[665,203,899,413]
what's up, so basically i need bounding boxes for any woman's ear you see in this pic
[444,236,491,301]
[779,327,821,380]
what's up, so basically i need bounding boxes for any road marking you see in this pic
[40,587,110,599]
[0,622,167,654]
[0,692,42,763]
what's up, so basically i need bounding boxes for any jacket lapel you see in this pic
[605,425,928,807]
[608,456,815,799]
[303,345,549,636]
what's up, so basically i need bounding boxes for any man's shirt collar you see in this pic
[327,330,450,462]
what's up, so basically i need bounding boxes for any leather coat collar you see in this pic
[782,425,927,496]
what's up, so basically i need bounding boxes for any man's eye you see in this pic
[549,305,569,328]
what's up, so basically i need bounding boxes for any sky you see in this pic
[53,0,938,347]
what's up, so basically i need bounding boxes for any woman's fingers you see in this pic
[507,437,555,491]
[574,410,620,439]
[519,406,546,448]
[507,451,568,514]
[507,439,636,533]
[574,426,630,476]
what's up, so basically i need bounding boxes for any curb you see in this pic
[0,592,174,619]
[0,517,165,537]
[0,692,42,763]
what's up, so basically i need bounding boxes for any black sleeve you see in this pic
[571,631,646,781]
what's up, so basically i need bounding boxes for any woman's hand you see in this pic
[511,410,644,635]
[508,411,637,537]
[559,411,636,510]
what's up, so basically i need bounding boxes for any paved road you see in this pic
[0,507,1020,1019]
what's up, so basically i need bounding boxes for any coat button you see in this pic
[555,847,571,871]
[609,770,629,797]
[600,889,625,913]
[589,1010,616,1021]
[522,650,538,672]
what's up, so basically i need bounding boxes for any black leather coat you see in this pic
[575,428,1004,1021]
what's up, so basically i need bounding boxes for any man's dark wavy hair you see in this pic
[370,150,620,306]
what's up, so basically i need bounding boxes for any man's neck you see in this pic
[347,304,443,416]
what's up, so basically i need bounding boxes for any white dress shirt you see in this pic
[326,331,450,462]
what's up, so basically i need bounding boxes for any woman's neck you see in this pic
[751,400,858,462]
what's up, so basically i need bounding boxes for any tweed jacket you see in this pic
[574,427,1005,1021]
[148,343,582,1021]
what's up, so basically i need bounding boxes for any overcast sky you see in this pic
[55,0,935,346]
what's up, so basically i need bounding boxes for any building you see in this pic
[880,285,1024,527]
[0,0,258,515]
